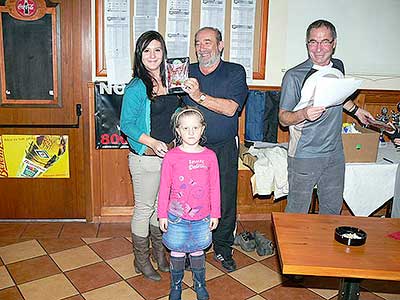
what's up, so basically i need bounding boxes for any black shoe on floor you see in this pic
[213,253,237,272]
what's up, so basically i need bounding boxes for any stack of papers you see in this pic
[294,67,362,111]
[313,77,362,107]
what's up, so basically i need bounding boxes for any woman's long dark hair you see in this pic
[133,31,167,100]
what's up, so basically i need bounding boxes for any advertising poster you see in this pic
[0,135,70,178]
[94,81,128,149]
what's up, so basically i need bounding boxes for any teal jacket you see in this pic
[120,78,151,155]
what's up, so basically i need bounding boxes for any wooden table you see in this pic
[272,212,400,300]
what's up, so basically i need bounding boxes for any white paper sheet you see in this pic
[200,0,225,36]
[133,0,159,46]
[293,66,362,111]
[134,0,158,17]
[133,16,158,45]
[104,0,131,84]
[313,77,363,108]
[166,0,192,57]
[229,0,256,82]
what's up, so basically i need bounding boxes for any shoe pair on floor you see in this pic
[234,231,275,256]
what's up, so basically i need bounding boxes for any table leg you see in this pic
[338,278,361,300]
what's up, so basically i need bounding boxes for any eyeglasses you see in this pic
[307,39,334,48]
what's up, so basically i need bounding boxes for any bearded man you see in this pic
[183,27,248,272]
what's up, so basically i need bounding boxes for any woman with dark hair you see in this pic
[120,31,181,281]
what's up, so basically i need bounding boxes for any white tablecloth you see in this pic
[343,143,400,216]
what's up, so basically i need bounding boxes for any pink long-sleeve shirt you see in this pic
[157,147,221,220]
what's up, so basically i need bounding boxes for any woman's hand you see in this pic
[209,218,219,231]
[150,140,168,157]
[159,218,168,232]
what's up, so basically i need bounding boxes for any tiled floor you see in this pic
[0,220,399,300]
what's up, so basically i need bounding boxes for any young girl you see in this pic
[158,107,221,300]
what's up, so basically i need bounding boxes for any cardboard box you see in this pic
[342,125,379,162]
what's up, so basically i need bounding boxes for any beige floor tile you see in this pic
[18,273,78,300]
[229,262,283,293]
[0,265,14,290]
[81,237,111,244]
[307,287,338,300]
[301,277,339,299]
[50,245,102,271]
[82,281,144,300]
[234,245,275,262]
[373,292,400,300]
[158,288,197,300]
[362,279,400,300]
[246,296,267,300]
[0,240,46,264]
[106,253,140,279]
[183,261,224,286]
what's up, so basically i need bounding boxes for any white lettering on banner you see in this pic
[98,82,126,95]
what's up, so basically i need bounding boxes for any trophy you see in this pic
[376,107,389,123]
[390,103,400,128]
[372,104,400,147]
[374,107,390,144]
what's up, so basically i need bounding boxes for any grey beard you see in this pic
[198,53,220,68]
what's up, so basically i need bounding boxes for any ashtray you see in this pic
[335,226,367,246]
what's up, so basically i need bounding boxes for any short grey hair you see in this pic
[195,27,223,43]
[306,19,337,41]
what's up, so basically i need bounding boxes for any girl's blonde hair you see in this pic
[171,106,207,145]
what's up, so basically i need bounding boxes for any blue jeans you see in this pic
[162,213,212,253]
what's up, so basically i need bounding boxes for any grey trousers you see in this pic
[391,164,400,218]
[128,152,162,237]
[286,154,345,215]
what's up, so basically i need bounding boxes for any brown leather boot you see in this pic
[131,233,161,281]
[149,225,170,272]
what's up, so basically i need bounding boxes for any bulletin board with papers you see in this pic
[95,0,269,84]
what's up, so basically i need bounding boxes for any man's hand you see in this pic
[355,108,374,125]
[386,122,397,135]
[183,78,202,102]
[159,218,168,232]
[302,106,326,122]
[209,218,219,231]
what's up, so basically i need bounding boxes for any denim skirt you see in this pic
[162,212,212,253]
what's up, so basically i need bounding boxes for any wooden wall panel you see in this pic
[0,0,91,219]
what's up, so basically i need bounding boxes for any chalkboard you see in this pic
[2,13,54,100]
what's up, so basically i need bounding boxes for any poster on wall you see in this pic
[94,81,129,149]
[0,135,70,178]
[165,0,192,57]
